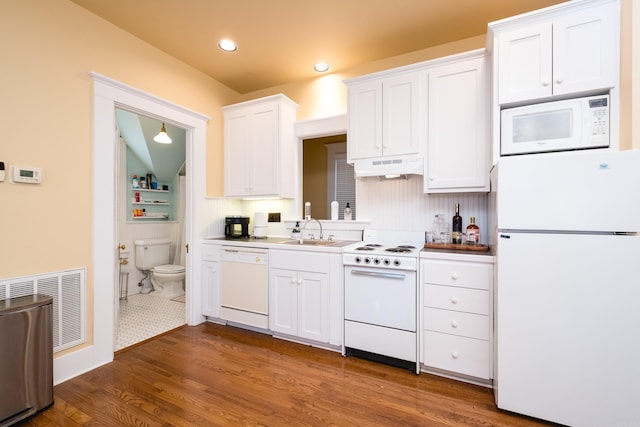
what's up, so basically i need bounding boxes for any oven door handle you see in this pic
[350,270,406,280]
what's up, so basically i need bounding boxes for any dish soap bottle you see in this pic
[466,216,480,245]
[344,203,352,221]
[291,221,301,239]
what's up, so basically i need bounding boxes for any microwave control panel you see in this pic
[589,97,609,137]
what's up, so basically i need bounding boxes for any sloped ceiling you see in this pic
[115,109,186,183]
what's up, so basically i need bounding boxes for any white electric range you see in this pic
[342,230,424,373]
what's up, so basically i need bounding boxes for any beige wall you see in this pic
[0,0,239,280]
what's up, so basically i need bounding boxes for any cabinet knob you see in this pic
[451,320,459,328]
[297,279,303,285]
[451,296,458,304]
[451,351,459,360]
[555,77,563,84]
[451,273,459,280]
[291,278,296,284]
[542,80,550,87]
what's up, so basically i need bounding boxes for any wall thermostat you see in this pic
[10,165,42,184]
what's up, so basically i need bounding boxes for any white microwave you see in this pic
[501,94,610,156]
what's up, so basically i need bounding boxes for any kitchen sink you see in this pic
[278,239,341,246]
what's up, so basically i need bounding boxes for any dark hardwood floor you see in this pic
[25,323,553,426]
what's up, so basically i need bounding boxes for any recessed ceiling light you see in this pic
[313,62,330,73]
[217,39,238,52]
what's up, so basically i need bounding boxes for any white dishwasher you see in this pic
[220,246,269,329]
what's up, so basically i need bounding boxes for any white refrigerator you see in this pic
[490,150,640,427]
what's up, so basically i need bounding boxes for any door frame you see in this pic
[53,72,209,384]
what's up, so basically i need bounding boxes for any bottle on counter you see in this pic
[466,216,480,245]
[452,203,462,244]
[291,221,301,239]
[331,201,339,220]
[344,203,352,221]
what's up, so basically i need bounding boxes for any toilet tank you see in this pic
[134,238,171,270]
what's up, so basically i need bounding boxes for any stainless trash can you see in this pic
[0,294,54,426]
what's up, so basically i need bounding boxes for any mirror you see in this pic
[302,134,355,220]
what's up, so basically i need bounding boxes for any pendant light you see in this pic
[153,122,172,144]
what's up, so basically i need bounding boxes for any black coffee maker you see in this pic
[225,216,250,239]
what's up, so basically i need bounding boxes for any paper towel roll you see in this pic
[254,212,267,227]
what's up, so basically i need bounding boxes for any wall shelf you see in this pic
[132,202,169,206]
[131,187,169,193]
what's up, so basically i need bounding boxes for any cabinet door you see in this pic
[297,271,329,342]
[347,79,383,160]
[224,111,252,196]
[497,23,552,104]
[426,57,488,192]
[202,261,219,317]
[269,268,297,335]
[224,101,281,197]
[382,71,421,157]
[552,3,618,96]
[249,103,279,196]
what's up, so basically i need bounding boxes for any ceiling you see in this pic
[70,0,564,94]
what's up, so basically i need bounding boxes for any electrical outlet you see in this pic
[268,212,281,222]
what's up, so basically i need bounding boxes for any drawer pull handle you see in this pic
[451,296,458,304]
[451,351,459,359]
[451,320,459,328]
[451,273,459,280]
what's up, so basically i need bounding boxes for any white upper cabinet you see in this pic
[223,94,297,198]
[425,54,488,193]
[495,0,619,105]
[347,70,422,161]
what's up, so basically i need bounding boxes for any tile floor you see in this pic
[115,292,185,351]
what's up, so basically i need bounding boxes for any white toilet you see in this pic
[134,238,185,298]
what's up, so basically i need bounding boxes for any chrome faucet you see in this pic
[302,218,323,241]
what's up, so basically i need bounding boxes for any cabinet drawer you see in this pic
[423,331,490,379]
[202,245,219,262]
[423,284,488,315]
[424,307,489,340]
[423,260,491,289]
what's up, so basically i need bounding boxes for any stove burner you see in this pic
[385,247,413,253]
[355,243,383,251]
[397,245,416,249]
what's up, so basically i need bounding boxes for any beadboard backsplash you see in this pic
[204,174,489,244]
[356,175,488,243]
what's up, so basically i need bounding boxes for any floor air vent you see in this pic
[0,268,86,352]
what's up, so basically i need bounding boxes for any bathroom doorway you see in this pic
[114,108,187,350]
[85,73,208,376]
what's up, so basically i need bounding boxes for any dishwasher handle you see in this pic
[221,247,268,264]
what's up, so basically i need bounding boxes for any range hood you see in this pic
[352,156,423,178]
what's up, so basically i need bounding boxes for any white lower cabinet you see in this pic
[202,244,220,318]
[420,254,494,382]
[269,250,342,346]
